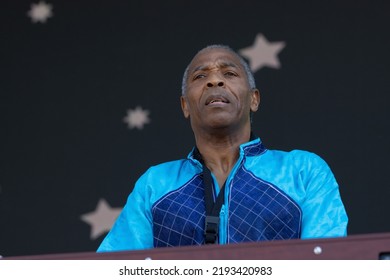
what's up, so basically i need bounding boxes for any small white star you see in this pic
[123,106,151,130]
[81,199,122,240]
[27,1,53,23]
[239,33,286,72]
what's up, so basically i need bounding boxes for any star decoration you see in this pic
[27,1,53,23]
[80,199,122,240]
[123,106,151,130]
[239,33,286,72]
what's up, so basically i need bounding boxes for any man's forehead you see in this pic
[189,48,242,72]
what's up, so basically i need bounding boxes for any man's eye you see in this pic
[224,71,237,77]
[193,74,206,80]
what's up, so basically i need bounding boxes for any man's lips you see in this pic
[205,95,230,105]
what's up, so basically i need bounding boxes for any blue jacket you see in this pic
[97,137,348,252]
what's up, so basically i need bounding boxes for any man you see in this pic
[97,45,348,252]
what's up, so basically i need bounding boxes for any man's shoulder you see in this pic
[141,158,197,179]
[287,149,323,160]
[265,148,319,158]
[262,148,328,167]
[134,158,199,196]
[148,158,189,171]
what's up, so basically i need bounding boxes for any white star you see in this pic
[81,199,122,240]
[239,33,286,72]
[123,106,151,129]
[27,1,53,23]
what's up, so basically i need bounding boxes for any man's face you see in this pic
[181,48,260,133]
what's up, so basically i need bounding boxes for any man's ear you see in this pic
[180,96,190,118]
[250,89,260,112]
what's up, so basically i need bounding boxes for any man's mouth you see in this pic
[205,95,230,105]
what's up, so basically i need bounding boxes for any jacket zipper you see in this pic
[218,151,245,244]
[219,205,227,244]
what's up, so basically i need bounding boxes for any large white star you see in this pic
[123,106,151,130]
[239,34,286,72]
[27,1,53,23]
[81,199,122,240]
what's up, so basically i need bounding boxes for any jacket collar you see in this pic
[188,132,267,162]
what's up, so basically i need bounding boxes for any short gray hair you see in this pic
[181,45,256,95]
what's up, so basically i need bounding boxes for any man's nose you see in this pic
[206,73,225,88]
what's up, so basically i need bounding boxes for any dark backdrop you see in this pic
[1,0,389,257]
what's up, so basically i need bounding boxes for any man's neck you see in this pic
[195,128,251,188]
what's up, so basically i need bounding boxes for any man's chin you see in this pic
[205,118,236,131]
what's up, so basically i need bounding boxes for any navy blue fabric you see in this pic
[229,166,302,242]
[152,174,206,247]
[243,141,267,157]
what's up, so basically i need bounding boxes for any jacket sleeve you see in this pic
[298,152,348,239]
[97,171,154,252]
